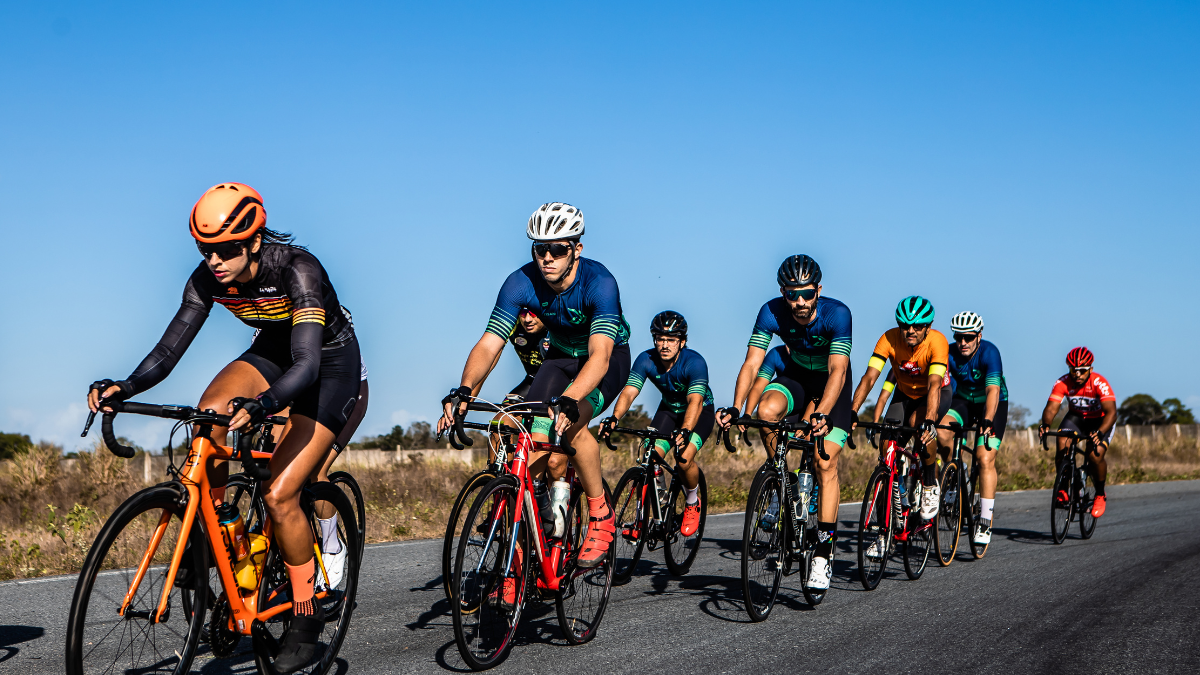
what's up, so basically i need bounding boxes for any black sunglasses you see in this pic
[953,332,979,343]
[898,321,931,331]
[783,288,817,302]
[197,241,247,261]
[532,242,574,259]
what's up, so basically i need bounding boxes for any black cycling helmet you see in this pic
[650,310,688,339]
[777,254,822,288]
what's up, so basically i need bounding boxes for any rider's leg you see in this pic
[1088,440,1108,494]
[197,360,272,504]
[756,389,790,455]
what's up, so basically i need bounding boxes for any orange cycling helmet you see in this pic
[1066,346,1094,368]
[189,183,266,242]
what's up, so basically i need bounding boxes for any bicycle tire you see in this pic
[66,484,208,675]
[857,467,891,591]
[1050,460,1073,544]
[1078,466,1098,539]
[442,470,497,599]
[800,500,828,607]
[452,475,527,671]
[902,518,933,580]
[741,469,784,622]
[328,470,367,558]
[664,469,707,576]
[934,461,962,566]
[252,482,361,675]
[555,479,615,645]
[966,471,989,559]
[611,468,648,585]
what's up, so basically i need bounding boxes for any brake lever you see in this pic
[81,410,97,438]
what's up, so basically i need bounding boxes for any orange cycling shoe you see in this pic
[488,547,521,611]
[1091,495,1107,518]
[1055,489,1070,505]
[578,498,614,569]
[680,499,702,537]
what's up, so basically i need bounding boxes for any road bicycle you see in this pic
[1042,429,1100,544]
[718,415,829,621]
[933,421,990,564]
[602,425,708,584]
[854,419,936,590]
[66,397,360,675]
[445,395,614,670]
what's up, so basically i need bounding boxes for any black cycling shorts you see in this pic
[526,344,632,419]
[762,362,853,447]
[1060,412,1115,444]
[885,383,953,427]
[948,396,1008,447]
[237,337,361,437]
[650,404,716,452]
[503,375,535,403]
[332,380,369,452]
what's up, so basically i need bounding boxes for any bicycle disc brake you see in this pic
[209,595,240,658]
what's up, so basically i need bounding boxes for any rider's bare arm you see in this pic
[439,332,506,432]
[923,372,941,422]
[611,384,641,421]
[720,345,767,424]
[1098,399,1118,436]
[850,365,883,413]
[555,333,615,433]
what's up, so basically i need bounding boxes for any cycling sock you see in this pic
[286,558,316,613]
[1094,481,1105,497]
[815,521,837,559]
[980,498,995,522]
[922,463,937,486]
[317,516,342,555]
[587,495,610,520]
[685,486,699,505]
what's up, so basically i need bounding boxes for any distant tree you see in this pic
[860,402,876,423]
[1162,398,1196,425]
[1118,394,1166,425]
[1008,404,1031,429]
[0,431,33,460]
[589,404,652,435]
[403,421,434,449]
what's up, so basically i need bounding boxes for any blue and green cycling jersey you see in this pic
[948,339,1008,404]
[757,345,789,381]
[486,258,631,358]
[748,296,852,372]
[626,348,714,413]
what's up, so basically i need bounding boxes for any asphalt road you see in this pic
[3,480,1198,674]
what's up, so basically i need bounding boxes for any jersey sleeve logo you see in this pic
[810,336,829,347]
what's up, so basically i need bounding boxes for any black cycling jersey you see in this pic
[509,326,549,378]
[125,243,354,413]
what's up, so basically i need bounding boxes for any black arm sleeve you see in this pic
[258,255,327,413]
[125,275,212,395]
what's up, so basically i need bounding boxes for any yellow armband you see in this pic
[882,379,895,393]
[867,356,887,372]
[928,363,947,378]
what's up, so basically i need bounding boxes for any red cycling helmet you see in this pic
[190,183,267,242]
[1066,346,1094,368]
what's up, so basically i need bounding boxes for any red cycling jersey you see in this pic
[1048,372,1115,420]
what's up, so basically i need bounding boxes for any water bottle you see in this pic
[892,478,904,514]
[216,503,249,561]
[794,471,814,518]
[549,480,571,539]
[809,482,820,515]
[533,480,555,538]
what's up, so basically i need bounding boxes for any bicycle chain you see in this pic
[208,595,240,658]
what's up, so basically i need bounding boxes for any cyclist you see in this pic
[600,311,715,537]
[1038,347,1116,518]
[86,183,361,673]
[850,296,950,523]
[438,202,631,607]
[941,311,1007,546]
[499,309,551,404]
[716,255,853,592]
[745,345,789,417]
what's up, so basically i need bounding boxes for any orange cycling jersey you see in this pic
[867,328,949,399]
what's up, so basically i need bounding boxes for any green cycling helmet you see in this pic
[895,296,935,326]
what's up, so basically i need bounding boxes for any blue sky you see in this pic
[2,2,1197,450]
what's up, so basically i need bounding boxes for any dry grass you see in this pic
[3,433,1197,580]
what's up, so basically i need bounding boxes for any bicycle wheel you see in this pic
[66,484,208,675]
[902,518,933,580]
[967,466,989,559]
[741,468,784,622]
[253,482,360,675]
[664,469,707,576]
[442,470,497,599]
[453,475,528,671]
[934,461,962,566]
[556,479,615,644]
[800,498,828,607]
[610,467,648,585]
[1078,466,1098,539]
[328,470,366,558]
[857,467,892,591]
[1050,460,1074,544]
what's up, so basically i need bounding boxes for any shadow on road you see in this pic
[995,526,1055,545]
[408,597,453,631]
[0,625,44,664]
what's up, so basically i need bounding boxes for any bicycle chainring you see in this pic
[208,595,240,658]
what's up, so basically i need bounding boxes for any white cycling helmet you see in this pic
[527,202,584,241]
[950,311,985,333]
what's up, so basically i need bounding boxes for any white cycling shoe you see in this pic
[865,537,885,560]
[919,483,941,520]
[973,522,992,546]
[807,556,832,590]
[316,544,347,591]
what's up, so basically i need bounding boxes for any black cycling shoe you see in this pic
[273,601,326,674]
